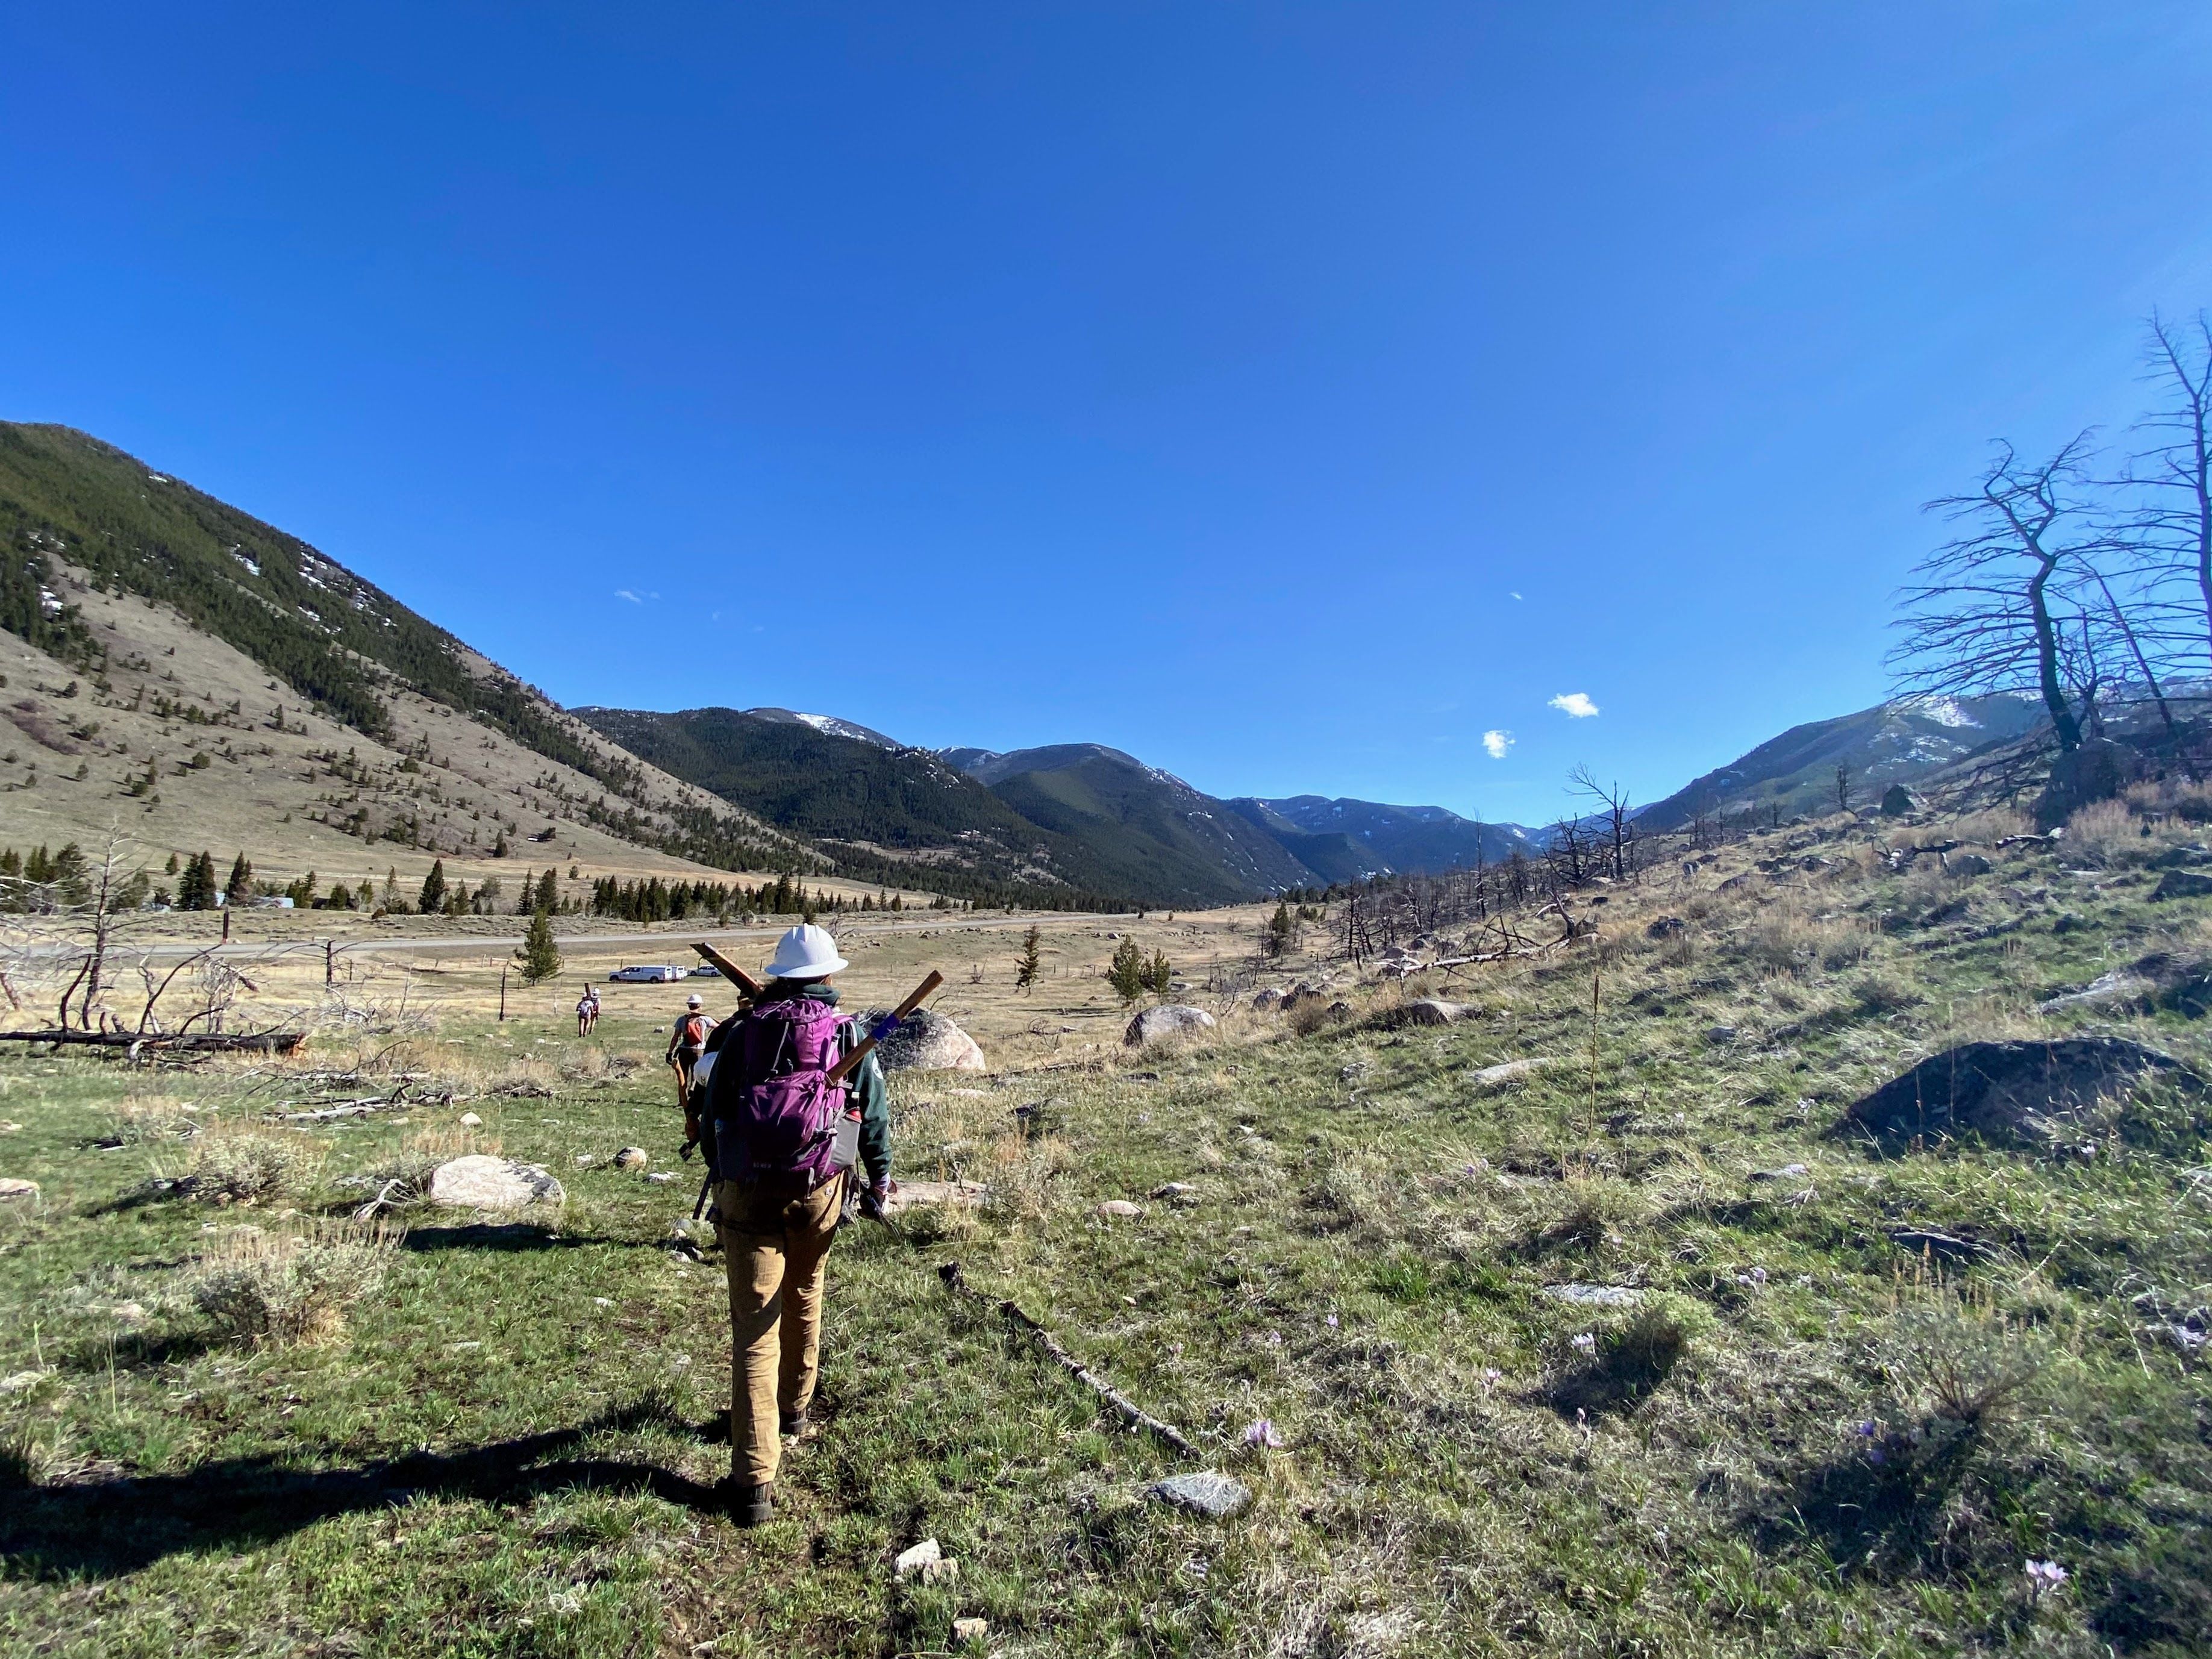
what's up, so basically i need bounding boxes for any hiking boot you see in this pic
[778,1408,808,1439]
[722,1479,773,1527]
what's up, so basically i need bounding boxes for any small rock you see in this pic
[1470,1058,1555,1090]
[952,1617,990,1645]
[1749,1163,1809,1181]
[575,1154,597,1167]
[1,1369,54,1393]
[1098,1199,1142,1219]
[111,1301,148,1323]
[1149,1471,1252,1519]
[458,1111,483,1128]
[1251,989,1284,1010]
[920,1558,959,1586]
[1948,852,1993,878]
[880,1179,987,1216]
[1704,1025,1739,1045]
[1124,1005,1217,1046]
[1393,998,1467,1026]
[1543,1284,1642,1307]
[647,1171,677,1185]
[2036,970,2155,1014]
[614,1147,649,1170]
[1879,783,1916,816]
[1645,916,1686,940]
[894,1538,942,1578]
[427,1155,566,1210]
[1149,1181,1194,1199]
[0,1178,39,1201]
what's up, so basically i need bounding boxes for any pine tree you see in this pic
[491,828,508,858]
[418,858,446,916]
[381,866,403,911]
[1108,936,1146,1004]
[515,906,563,983]
[534,868,560,913]
[1015,925,1042,992]
[225,853,254,907]
[1264,900,1293,958]
[1142,949,1172,995]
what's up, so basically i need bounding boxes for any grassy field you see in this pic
[3,801,2210,1656]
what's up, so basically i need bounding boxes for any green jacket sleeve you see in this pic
[849,1046,892,1188]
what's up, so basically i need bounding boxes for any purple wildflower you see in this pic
[1243,1418,1286,1449]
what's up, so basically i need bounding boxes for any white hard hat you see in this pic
[764,923,848,981]
[686,993,703,1008]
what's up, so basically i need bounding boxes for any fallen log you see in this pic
[939,1261,1196,1457]
[0,1029,307,1055]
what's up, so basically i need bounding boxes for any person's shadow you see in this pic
[1,1401,722,1580]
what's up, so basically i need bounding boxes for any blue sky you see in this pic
[4,5,2210,823]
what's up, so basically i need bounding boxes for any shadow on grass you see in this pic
[1744,1419,1981,1579]
[0,1401,722,1579]
[397,1225,678,1254]
[1545,1308,1686,1419]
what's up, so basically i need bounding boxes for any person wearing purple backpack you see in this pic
[704,922,892,1526]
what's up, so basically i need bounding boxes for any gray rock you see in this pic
[1949,852,1994,878]
[427,1155,565,1210]
[1470,1057,1556,1091]
[2036,970,2155,1014]
[880,1179,986,1216]
[1149,1471,1252,1519]
[1252,988,1284,1010]
[1645,916,1686,940]
[1748,1163,1809,1181]
[952,1618,990,1645]
[1848,1037,2192,1147]
[1543,1284,1642,1307]
[0,1178,39,1202]
[1879,783,1916,816]
[1397,998,1469,1026]
[893,1538,942,1578]
[614,1146,648,1170]
[1704,1025,1739,1045]
[1149,1181,1195,1199]
[865,1008,987,1072]
[2154,869,2212,901]
[1097,1199,1142,1219]
[1124,1005,1217,1046]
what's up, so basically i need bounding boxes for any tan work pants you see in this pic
[716,1173,844,1485]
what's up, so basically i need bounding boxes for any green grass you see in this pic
[4,822,2211,1655]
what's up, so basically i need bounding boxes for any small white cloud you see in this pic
[1549,692,1599,719]
[1510,591,1523,601]
[614,589,643,604]
[1482,729,1514,760]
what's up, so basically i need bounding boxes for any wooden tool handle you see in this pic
[692,942,763,999]
[825,970,944,1086]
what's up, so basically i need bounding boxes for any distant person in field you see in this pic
[575,985,600,1037]
[703,923,892,1528]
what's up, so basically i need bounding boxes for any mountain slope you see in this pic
[1636,694,2048,830]
[1228,795,1531,881]
[572,707,1140,907]
[0,422,799,877]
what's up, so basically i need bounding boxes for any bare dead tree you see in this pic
[1890,436,2104,754]
[2113,311,2212,678]
[1568,764,1637,883]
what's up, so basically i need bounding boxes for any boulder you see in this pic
[1125,1005,1216,1046]
[1704,1025,1739,1045]
[427,1155,566,1210]
[893,1538,942,1579]
[1252,988,1284,1010]
[0,1178,39,1202]
[1846,1037,2190,1147]
[1149,1471,1252,1520]
[865,1008,987,1072]
[1097,1199,1142,1219]
[1399,998,1469,1025]
[1879,784,1916,816]
[2152,869,2212,901]
[952,1617,990,1645]
[1645,916,1686,940]
[613,1146,649,1170]
[1949,852,1994,878]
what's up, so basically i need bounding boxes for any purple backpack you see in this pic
[711,998,852,1187]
